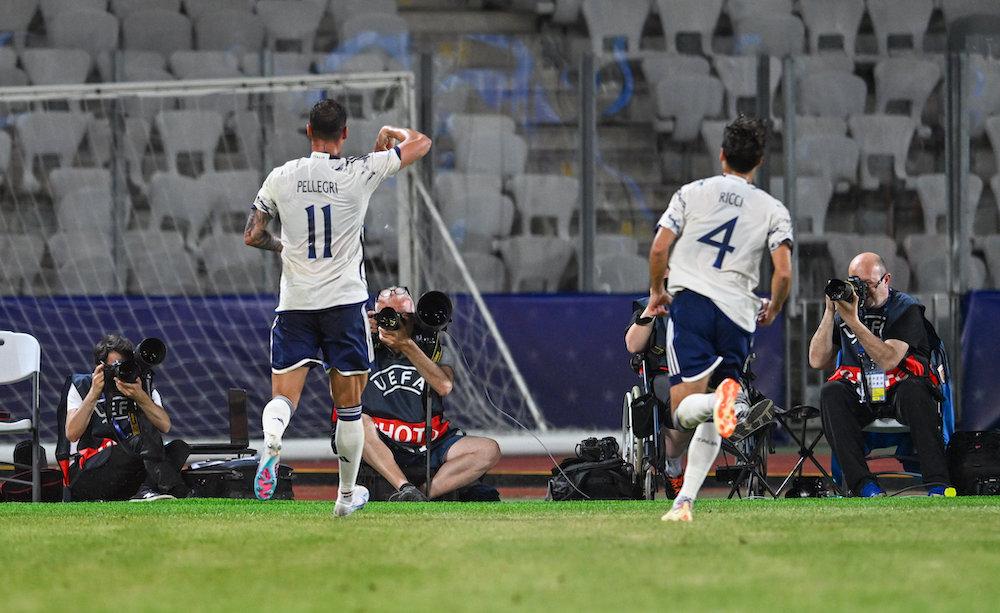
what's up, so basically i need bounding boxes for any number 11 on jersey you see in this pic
[306,204,332,259]
[697,217,738,268]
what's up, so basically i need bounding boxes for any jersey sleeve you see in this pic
[657,188,687,235]
[151,389,162,406]
[768,203,794,252]
[364,147,403,188]
[252,167,281,217]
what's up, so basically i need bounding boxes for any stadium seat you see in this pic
[48,10,119,81]
[21,48,91,86]
[450,114,527,177]
[449,252,508,293]
[866,0,934,56]
[903,233,950,293]
[0,233,45,293]
[849,114,915,190]
[256,0,324,53]
[440,193,515,247]
[653,74,724,142]
[122,9,192,56]
[508,173,579,239]
[123,230,202,295]
[497,235,574,292]
[110,0,181,18]
[713,55,781,120]
[941,0,1000,24]
[700,119,726,175]
[595,254,648,293]
[199,232,268,294]
[40,0,105,24]
[148,172,215,242]
[339,116,386,157]
[14,111,91,193]
[595,233,639,257]
[203,169,264,232]
[0,131,11,191]
[641,53,711,88]
[119,50,173,83]
[914,173,983,235]
[240,51,313,77]
[799,0,864,56]
[551,0,581,25]
[184,0,252,20]
[0,48,14,72]
[734,14,805,57]
[790,53,855,85]
[270,127,306,166]
[0,330,42,502]
[228,110,263,168]
[800,71,867,118]
[0,66,29,87]
[0,0,38,48]
[968,56,1000,138]
[47,231,116,295]
[795,115,849,137]
[653,0,722,56]
[54,187,113,234]
[338,13,410,56]
[328,0,396,18]
[434,172,504,208]
[155,110,224,176]
[580,0,649,56]
[873,57,941,130]
[769,176,834,236]
[726,0,792,26]
[123,116,151,192]
[796,134,859,190]
[48,167,112,202]
[196,9,264,54]
[825,232,903,282]
[170,50,242,79]
[986,117,1000,178]
[978,234,1000,287]
[365,181,399,264]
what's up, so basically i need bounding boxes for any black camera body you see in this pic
[104,337,167,398]
[825,276,869,309]
[375,291,453,350]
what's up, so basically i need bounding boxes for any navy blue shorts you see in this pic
[270,301,374,375]
[386,429,465,472]
[666,290,752,386]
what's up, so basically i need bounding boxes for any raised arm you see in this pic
[374,125,432,169]
[647,226,676,315]
[244,209,282,253]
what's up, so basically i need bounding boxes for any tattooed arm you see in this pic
[244,209,283,253]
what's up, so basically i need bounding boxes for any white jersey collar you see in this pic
[722,173,752,184]
[310,151,341,159]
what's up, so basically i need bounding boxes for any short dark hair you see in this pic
[308,99,347,140]
[722,114,767,173]
[94,334,134,365]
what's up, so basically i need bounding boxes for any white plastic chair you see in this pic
[790,53,855,85]
[700,119,726,175]
[110,0,180,18]
[800,71,867,118]
[941,0,1000,24]
[338,12,409,49]
[14,111,91,193]
[0,331,42,502]
[978,234,1000,288]
[653,74,724,142]
[441,193,515,245]
[0,0,39,48]
[155,110,224,176]
[903,233,950,293]
[508,173,579,238]
[47,232,116,295]
[825,233,899,278]
[848,114,915,190]
[434,172,503,206]
[451,116,527,177]
[170,51,241,79]
[713,55,781,120]
[0,234,45,293]
[498,236,574,292]
[118,49,173,83]
[769,176,834,236]
[365,183,399,264]
[48,167,112,201]
[914,173,983,235]
[985,116,1000,177]
[256,0,324,53]
[196,9,264,54]
[595,234,639,257]
[148,171,215,241]
[799,0,864,56]
[199,232,268,294]
[654,0,722,55]
[796,134,859,190]
[726,0,792,26]
[581,0,649,56]
[123,230,202,294]
[40,0,104,23]
[202,169,262,231]
[21,48,92,86]
[734,14,805,57]
[328,0,396,17]
[795,115,848,138]
[270,127,306,166]
[54,187,113,234]
[0,131,13,191]
[184,0,251,20]
[122,9,192,55]
[48,10,120,73]
[873,57,941,129]
[240,51,313,77]
[866,0,934,56]
[968,56,1000,139]
[595,254,649,293]
[642,52,711,87]
[451,253,507,293]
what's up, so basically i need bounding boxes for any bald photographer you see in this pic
[808,253,950,497]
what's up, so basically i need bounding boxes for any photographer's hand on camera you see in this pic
[833,284,862,326]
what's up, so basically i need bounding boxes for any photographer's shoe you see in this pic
[130,487,175,502]
[859,480,886,498]
[661,496,693,522]
[333,485,370,517]
[713,378,740,439]
[388,483,428,502]
[254,435,281,501]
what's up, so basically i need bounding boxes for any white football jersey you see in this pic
[657,173,793,332]
[253,148,401,312]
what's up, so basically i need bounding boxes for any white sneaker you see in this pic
[333,485,370,517]
[253,434,281,501]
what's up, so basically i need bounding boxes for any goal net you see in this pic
[0,72,545,445]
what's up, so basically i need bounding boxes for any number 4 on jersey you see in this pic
[697,217,738,268]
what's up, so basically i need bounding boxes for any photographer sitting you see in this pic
[808,253,949,497]
[65,334,191,501]
[351,286,501,501]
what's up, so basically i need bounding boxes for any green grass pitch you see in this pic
[3,497,999,612]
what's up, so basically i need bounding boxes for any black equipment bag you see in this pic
[0,468,63,502]
[947,431,1000,495]
[547,437,641,501]
[183,458,294,500]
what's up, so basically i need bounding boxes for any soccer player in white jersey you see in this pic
[647,115,793,522]
[244,99,431,516]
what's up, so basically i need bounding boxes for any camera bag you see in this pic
[547,437,641,501]
[947,431,1000,495]
[183,458,294,500]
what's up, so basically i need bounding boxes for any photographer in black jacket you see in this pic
[808,252,949,497]
[65,334,191,501]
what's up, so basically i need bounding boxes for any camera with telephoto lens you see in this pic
[825,276,869,309]
[105,337,167,396]
[576,436,621,462]
[376,291,453,338]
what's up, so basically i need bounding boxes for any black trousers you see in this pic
[820,378,949,495]
[70,438,190,501]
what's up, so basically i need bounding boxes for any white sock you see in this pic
[334,405,364,498]
[677,421,722,501]
[262,396,293,442]
[674,393,715,430]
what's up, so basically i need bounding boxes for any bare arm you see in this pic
[66,364,103,442]
[625,305,658,354]
[374,125,432,169]
[647,226,676,315]
[114,379,171,433]
[377,325,454,397]
[808,298,838,371]
[759,243,792,326]
[244,209,282,253]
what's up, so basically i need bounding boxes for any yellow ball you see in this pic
[945,487,957,497]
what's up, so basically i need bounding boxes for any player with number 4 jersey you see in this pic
[243,99,431,515]
[647,115,793,523]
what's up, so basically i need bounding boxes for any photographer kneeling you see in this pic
[351,287,501,501]
[65,334,191,501]
[808,253,949,497]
